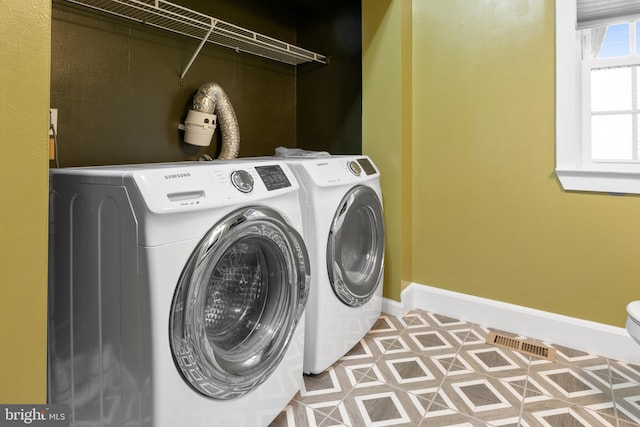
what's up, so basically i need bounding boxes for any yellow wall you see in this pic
[0,0,50,403]
[362,0,413,301]
[363,0,640,327]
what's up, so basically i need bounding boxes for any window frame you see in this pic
[555,1,640,194]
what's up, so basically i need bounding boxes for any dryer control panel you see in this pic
[297,156,380,187]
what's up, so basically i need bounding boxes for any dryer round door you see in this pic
[327,185,385,307]
[169,206,310,400]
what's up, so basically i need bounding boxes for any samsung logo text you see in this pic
[164,173,191,180]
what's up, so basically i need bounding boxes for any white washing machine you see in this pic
[279,155,385,374]
[48,160,310,427]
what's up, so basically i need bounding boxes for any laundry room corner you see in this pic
[362,0,414,305]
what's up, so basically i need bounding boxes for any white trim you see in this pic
[556,168,640,193]
[382,297,404,319]
[397,282,640,365]
[556,0,583,182]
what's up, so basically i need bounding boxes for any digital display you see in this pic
[255,165,291,191]
[357,158,377,175]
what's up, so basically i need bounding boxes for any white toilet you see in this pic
[626,301,640,345]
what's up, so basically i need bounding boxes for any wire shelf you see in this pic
[64,0,327,72]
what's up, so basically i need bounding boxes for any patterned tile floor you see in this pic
[270,309,640,427]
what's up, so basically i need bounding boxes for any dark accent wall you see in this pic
[50,0,361,167]
[296,1,362,155]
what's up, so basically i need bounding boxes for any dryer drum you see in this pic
[327,185,385,307]
[169,206,310,400]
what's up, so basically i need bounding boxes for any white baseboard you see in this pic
[393,282,640,365]
[381,297,404,319]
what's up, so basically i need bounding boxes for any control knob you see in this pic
[231,170,254,193]
[347,160,362,176]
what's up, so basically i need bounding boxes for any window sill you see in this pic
[556,167,640,194]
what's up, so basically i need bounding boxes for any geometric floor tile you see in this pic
[532,407,600,426]
[369,315,401,334]
[467,347,521,372]
[537,368,603,398]
[301,368,342,396]
[385,356,436,384]
[354,391,412,425]
[451,379,512,412]
[428,312,467,328]
[373,336,410,355]
[408,330,453,352]
[269,310,640,427]
[340,340,374,361]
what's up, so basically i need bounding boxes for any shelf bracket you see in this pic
[179,22,215,86]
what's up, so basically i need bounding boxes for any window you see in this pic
[556,1,640,194]
[583,23,640,162]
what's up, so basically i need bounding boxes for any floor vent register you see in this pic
[486,332,557,362]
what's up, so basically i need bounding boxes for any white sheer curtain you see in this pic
[587,27,607,59]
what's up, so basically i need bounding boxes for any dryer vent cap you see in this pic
[180,110,217,147]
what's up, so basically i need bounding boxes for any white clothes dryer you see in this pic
[280,155,385,374]
[48,160,310,427]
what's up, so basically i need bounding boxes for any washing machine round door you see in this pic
[327,185,385,307]
[169,206,310,400]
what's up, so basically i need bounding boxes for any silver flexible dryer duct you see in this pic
[188,82,240,159]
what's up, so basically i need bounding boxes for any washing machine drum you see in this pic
[170,206,310,400]
[327,185,385,307]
